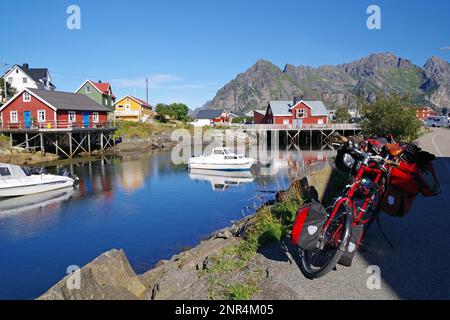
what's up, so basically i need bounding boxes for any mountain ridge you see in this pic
[200,52,450,115]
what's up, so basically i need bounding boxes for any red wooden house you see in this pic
[415,106,436,121]
[0,88,110,129]
[255,98,330,125]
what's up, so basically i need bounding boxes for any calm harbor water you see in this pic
[0,149,334,299]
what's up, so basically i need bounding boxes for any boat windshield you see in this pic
[0,163,28,180]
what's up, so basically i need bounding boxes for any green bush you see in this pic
[361,93,422,142]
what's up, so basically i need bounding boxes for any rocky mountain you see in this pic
[201,53,450,114]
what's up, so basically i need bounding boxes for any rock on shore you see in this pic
[0,146,59,165]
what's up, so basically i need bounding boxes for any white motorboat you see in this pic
[188,147,254,171]
[0,163,76,198]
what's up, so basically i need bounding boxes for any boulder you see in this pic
[139,237,238,300]
[38,249,146,300]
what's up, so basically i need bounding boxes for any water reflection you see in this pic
[0,188,75,216]
[189,169,254,191]
[0,148,335,300]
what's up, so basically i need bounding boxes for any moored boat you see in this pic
[0,163,76,198]
[188,147,254,171]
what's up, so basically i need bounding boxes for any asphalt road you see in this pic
[254,128,450,300]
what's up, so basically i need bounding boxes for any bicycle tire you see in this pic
[299,202,353,279]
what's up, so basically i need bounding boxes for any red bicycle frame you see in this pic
[323,163,385,233]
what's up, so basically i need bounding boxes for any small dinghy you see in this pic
[0,163,76,198]
[188,147,254,171]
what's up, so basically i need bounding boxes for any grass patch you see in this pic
[201,183,305,300]
[224,282,260,300]
[0,135,9,148]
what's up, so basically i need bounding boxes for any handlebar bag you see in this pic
[380,185,416,217]
[338,223,363,267]
[416,163,441,197]
[389,162,420,195]
[291,201,327,251]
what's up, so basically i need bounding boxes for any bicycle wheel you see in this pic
[299,202,353,279]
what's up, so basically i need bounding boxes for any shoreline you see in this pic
[38,164,339,300]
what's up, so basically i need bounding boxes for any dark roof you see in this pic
[28,89,110,112]
[196,109,224,119]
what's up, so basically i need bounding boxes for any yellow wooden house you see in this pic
[114,95,154,122]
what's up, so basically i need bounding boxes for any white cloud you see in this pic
[440,47,450,50]
[110,74,214,91]
[110,74,182,89]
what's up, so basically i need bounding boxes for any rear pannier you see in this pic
[416,163,441,197]
[380,185,416,217]
[389,162,420,195]
[291,201,327,251]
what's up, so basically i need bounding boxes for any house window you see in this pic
[86,86,91,93]
[10,111,18,123]
[23,92,31,102]
[92,112,99,123]
[7,77,12,83]
[104,98,108,105]
[23,77,28,84]
[296,109,305,118]
[125,104,131,110]
[68,111,76,123]
[38,110,46,123]
[118,105,124,109]
[283,119,290,125]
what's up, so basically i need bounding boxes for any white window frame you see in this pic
[10,111,18,124]
[23,77,28,84]
[23,92,31,102]
[86,86,91,93]
[296,109,305,119]
[68,111,76,123]
[37,110,46,123]
[125,104,131,110]
[283,119,290,125]
[92,112,99,123]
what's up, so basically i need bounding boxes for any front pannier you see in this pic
[291,201,327,251]
[338,223,363,267]
[380,185,416,217]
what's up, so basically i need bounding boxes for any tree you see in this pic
[333,107,351,123]
[0,79,17,105]
[360,93,421,142]
[155,103,190,122]
[441,107,448,117]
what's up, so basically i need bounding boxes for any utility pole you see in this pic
[2,62,7,103]
[145,78,149,103]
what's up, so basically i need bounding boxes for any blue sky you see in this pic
[1,0,449,109]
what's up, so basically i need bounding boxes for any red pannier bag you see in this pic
[291,201,327,251]
[416,162,441,197]
[380,185,416,217]
[389,161,420,195]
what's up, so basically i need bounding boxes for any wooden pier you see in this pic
[235,123,361,146]
[0,122,117,158]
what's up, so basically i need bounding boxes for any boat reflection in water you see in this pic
[189,169,254,191]
[0,187,75,216]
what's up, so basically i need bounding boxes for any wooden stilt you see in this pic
[69,133,73,158]
[40,133,44,155]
